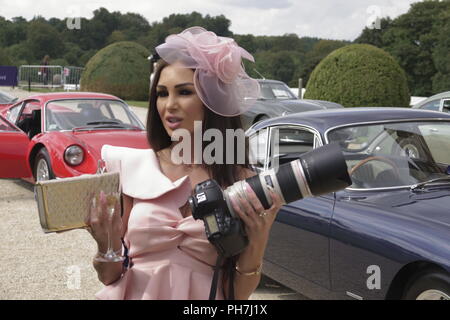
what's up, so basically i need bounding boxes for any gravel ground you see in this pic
[0,178,304,300]
[0,87,306,300]
[0,179,103,299]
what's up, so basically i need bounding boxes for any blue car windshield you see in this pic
[327,121,450,189]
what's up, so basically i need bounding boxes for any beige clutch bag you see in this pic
[34,172,120,233]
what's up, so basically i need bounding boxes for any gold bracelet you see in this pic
[235,262,263,276]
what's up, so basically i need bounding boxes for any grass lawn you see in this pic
[125,100,148,108]
[25,87,62,93]
[20,87,149,108]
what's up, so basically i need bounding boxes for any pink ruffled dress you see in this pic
[95,145,223,300]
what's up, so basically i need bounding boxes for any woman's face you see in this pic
[156,64,205,137]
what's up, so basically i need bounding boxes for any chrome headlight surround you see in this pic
[64,145,84,166]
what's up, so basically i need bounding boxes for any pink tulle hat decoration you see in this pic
[155,26,261,117]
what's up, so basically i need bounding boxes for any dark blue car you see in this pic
[246,107,450,300]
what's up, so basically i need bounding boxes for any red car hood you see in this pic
[65,129,150,154]
[34,129,150,179]
[45,129,150,164]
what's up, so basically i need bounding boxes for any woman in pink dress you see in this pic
[85,27,283,300]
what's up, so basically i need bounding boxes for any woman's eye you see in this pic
[157,91,168,97]
[180,89,192,95]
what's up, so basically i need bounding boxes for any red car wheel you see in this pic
[34,148,55,181]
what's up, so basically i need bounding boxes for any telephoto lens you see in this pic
[188,142,352,258]
[225,142,352,210]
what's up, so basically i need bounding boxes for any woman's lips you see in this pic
[165,116,183,130]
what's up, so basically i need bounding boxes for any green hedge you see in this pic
[81,41,150,101]
[304,44,410,108]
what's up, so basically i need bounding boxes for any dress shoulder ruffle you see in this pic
[101,144,192,205]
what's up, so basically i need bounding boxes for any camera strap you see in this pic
[208,254,236,300]
[209,254,224,300]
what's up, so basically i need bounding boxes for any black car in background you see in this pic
[240,79,343,130]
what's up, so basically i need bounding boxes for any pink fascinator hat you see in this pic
[155,27,260,117]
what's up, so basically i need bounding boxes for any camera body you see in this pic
[189,143,352,258]
[189,179,248,258]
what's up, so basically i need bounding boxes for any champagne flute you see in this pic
[94,191,125,262]
[94,158,124,262]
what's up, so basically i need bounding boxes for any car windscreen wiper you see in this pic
[410,176,450,191]
[72,123,126,131]
[86,121,122,125]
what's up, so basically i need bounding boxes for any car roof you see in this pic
[20,92,122,104]
[248,107,450,134]
[412,91,450,108]
[256,79,286,85]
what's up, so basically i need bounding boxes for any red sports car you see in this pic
[0,92,150,182]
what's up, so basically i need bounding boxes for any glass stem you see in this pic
[107,208,113,254]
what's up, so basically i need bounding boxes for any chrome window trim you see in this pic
[248,127,270,172]
[323,118,450,144]
[265,123,323,171]
[8,99,40,133]
[324,118,450,192]
[43,98,145,133]
[441,98,450,112]
[6,101,24,123]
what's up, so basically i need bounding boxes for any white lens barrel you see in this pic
[291,159,313,198]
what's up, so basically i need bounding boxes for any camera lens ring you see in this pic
[291,160,312,198]
[262,169,286,204]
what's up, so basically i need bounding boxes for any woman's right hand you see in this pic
[84,190,123,253]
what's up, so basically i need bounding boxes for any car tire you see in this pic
[397,137,425,159]
[34,148,55,182]
[403,269,450,300]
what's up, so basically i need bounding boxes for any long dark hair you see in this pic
[146,59,252,299]
[146,59,252,188]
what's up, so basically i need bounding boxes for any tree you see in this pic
[304,44,410,108]
[234,34,257,53]
[301,39,349,85]
[431,11,450,93]
[355,0,450,96]
[1,17,27,47]
[354,17,392,48]
[0,48,12,66]
[107,30,127,44]
[27,21,65,61]
[252,51,297,84]
[117,13,150,40]
[63,43,84,65]
[4,42,32,65]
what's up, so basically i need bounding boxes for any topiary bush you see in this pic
[81,41,150,101]
[304,44,410,107]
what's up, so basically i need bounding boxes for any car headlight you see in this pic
[64,145,84,166]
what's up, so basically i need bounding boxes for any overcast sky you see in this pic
[0,0,420,41]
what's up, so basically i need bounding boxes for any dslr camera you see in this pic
[188,143,352,258]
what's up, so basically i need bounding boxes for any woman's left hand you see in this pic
[229,182,283,251]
